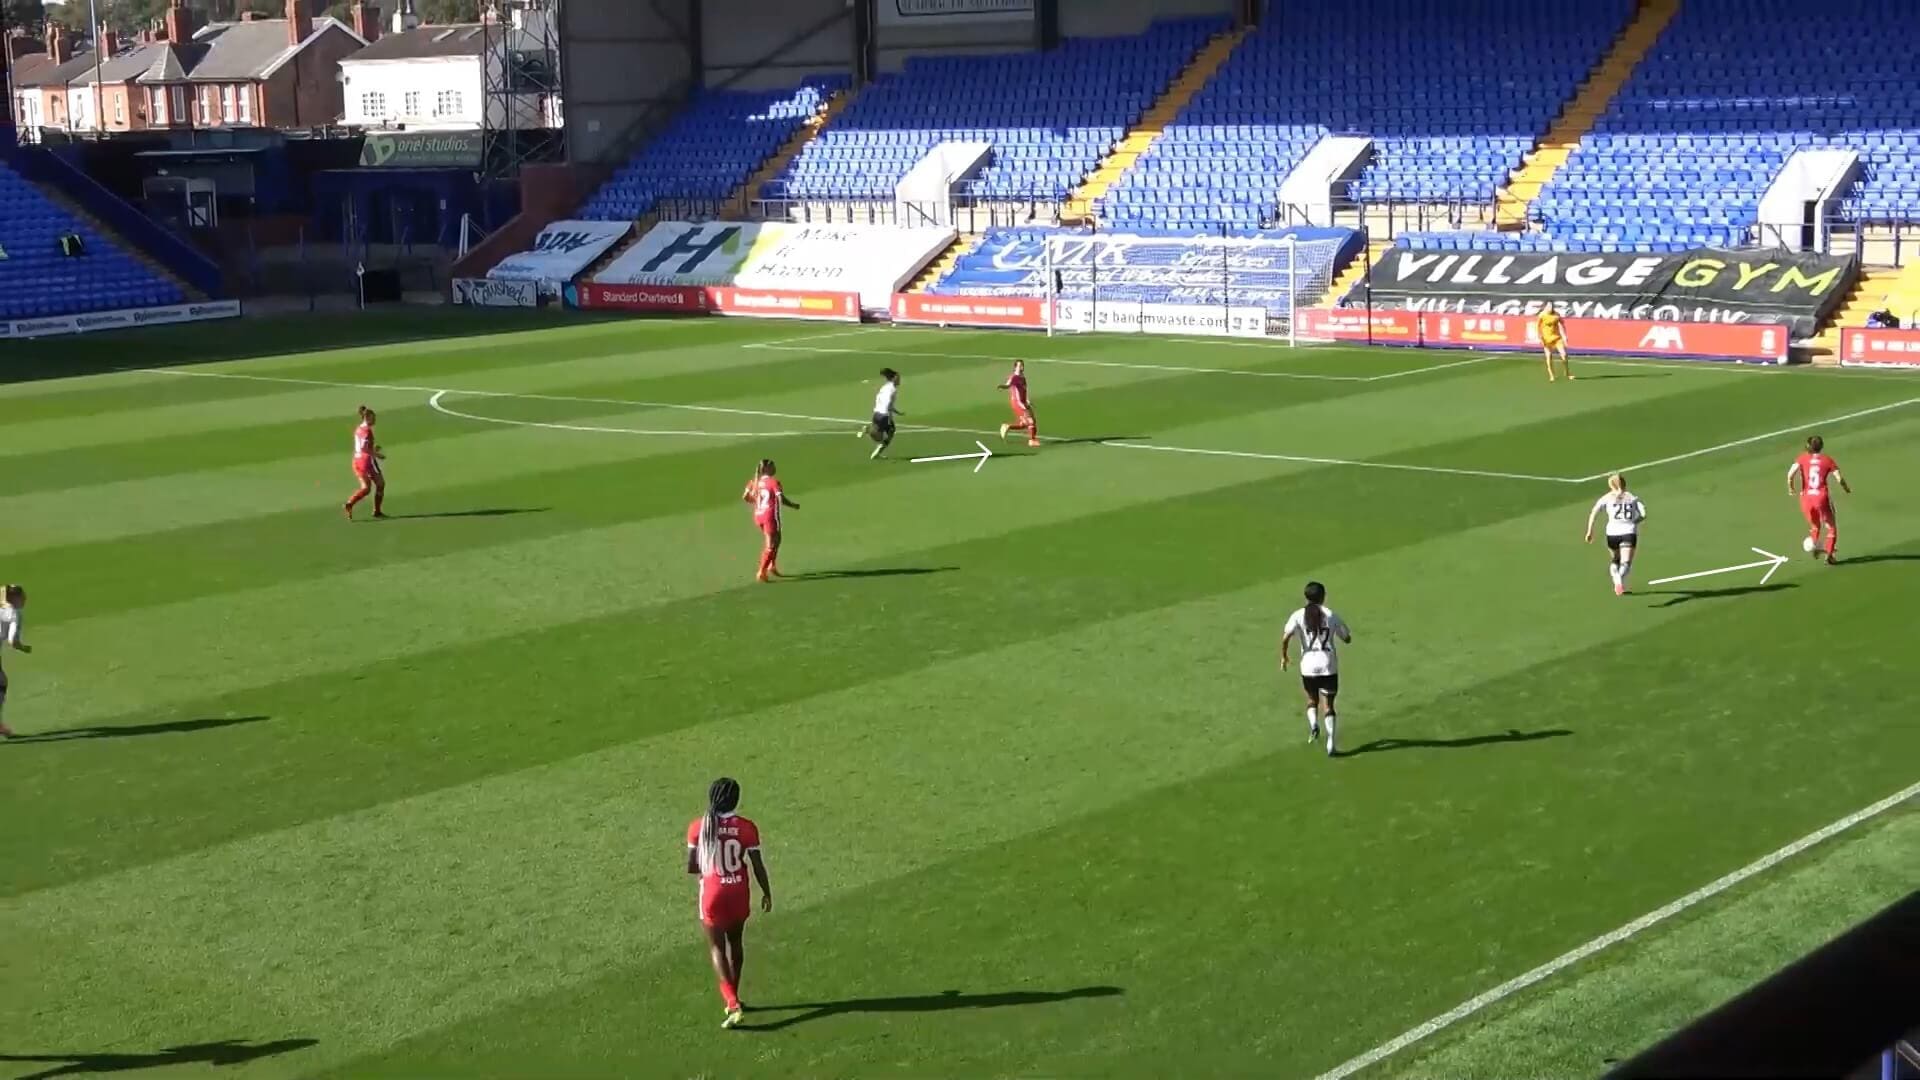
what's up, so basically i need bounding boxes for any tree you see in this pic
[3,0,47,35]
[417,0,478,24]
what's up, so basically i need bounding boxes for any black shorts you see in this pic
[1606,533,1638,551]
[869,413,896,440]
[1301,673,1339,697]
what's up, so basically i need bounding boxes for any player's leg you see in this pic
[370,466,387,518]
[756,525,777,582]
[0,679,12,739]
[1321,683,1339,756]
[344,473,372,518]
[869,415,894,459]
[1541,346,1556,382]
[703,922,743,1023]
[1607,536,1624,591]
[1802,498,1824,555]
[1616,541,1636,594]
[1822,502,1839,563]
[724,924,747,1005]
[767,526,784,578]
[1302,682,1320,741]
[1557,341,1574,380]
[1023,408,1040,447]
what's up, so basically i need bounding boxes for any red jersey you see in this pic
[353,421,377,463]
[1007,372,1030,410]
[1792,452,1839,498]
[746,475,784,525]
[687,813,760,892]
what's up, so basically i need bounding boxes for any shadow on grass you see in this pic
[1837,552,1920,565]
[742,986,1123,1032]
[783,567,958,582]
[1336,729,1573,758]
[379,507,550,521]
[0,1038,317,1078]
[1650,582,1798,607]
[4,715,270,744]
[1046,435,1151,446]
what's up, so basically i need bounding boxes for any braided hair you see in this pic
[697,777,742,874]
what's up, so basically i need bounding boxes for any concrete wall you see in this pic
[563,0,695,165]
[700,0,850,89]
[1058,0,1230,37]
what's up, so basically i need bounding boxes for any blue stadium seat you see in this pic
[0,163,186,321]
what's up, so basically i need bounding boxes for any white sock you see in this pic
[1619,558,1632,585]
[1325,712,1337,749]
[1307,706,1318,732]
[1609,563,1622,584]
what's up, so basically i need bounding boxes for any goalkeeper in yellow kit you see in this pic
[1537,303,1573,382]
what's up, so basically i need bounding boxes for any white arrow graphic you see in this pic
[1647,547,1790,588]
[910,440,994,474]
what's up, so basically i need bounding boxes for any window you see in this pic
[237,87,251,124]
[197,89,211,125]
[221,85,237,123]
[361,91,387,121]
[150,87,167,125]
[435,89,462,118]
[172,86,187,124]
[113,92,125,125]
[69,91,92,131]
[403,91,420,118]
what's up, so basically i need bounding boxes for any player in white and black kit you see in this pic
[1280,581,1352,757]
[861,368,903,459]
[1583,473,1647,596]
[0,584,31,739]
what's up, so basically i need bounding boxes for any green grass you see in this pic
[1,311,1916,1079]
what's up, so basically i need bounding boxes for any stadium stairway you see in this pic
[732,86,858,212]
[1493,0,1679,229]
[1061,25,1246,223]
[1318,235,1393,307]
[35,176,203,303]
[907,233,981,293]
[1809,265,1910,364]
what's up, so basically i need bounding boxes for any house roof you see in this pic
[346,23,488,61]
[185,17,363,81]
[14,48,97,88]
[8,53,52,85]
[70,43,172,86]
[134,42,209,84]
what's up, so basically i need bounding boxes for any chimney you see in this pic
[99,24,122,56]
[350,2,380,42]
[391,0,417,33]
[286,0,313,46]
[49,24,74,63]
[163,0,196,44]
[6,33,44,62]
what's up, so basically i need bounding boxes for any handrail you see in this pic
[2,144,224,296]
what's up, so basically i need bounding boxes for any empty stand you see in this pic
[1099,0,1631,232]
[576,78,847,222]
[1536,0,1920,251]
[767,19,1223,206]
[0,161,185,320]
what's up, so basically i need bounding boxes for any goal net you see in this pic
[1041,231,1301,345]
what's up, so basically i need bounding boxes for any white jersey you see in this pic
[0,603,19,683]
[1284,605,1349,677]
[873,381,899,417]
[1593,492,1647,537]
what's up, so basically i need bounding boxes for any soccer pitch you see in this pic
[1,310,1916,1079]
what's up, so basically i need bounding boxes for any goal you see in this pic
[1041,231,1300,345]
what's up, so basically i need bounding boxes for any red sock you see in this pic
[757,549,772,577]
[1826,530,1838,557]
[719,979,740,1010]
[346,489,367,508]
[373,489,385,514]
[1028,421,1040,440]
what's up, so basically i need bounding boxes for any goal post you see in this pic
[1041,231,1298,344]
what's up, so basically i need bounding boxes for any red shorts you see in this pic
[700,884,751,930]
[1800,493,1834,526]
[1010,401,1032,422]
[756,515,779,537]
[354,456,382,482]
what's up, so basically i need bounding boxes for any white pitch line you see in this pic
[753,341,1378,381]
[1577,397,1920,482]
[1312,777,1920,1080]
[1364,355,1498,382]
[1100,440,1582,484]
[426,391,846,439]
[742,327,878,349]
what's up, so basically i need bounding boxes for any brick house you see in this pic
[13,0,367,137]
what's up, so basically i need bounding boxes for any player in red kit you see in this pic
[741,458,800,583]
[343,405,388,520]
[1787,435,1851,564]
[998,360,1040,447]
[686,777,772,1029]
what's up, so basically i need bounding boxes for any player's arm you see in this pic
[686,843,699,875]
[1835,468,1852,494]
[1334,612,1353,645]
[747,848,772,912]
[1278,627,1294,671]
[1583,498,1604,543]
[1786,462,1802,495]
[780,491,800,510]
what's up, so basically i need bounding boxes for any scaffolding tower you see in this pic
[481,0,565,182]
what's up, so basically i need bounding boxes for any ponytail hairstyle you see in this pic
[697,777,742,874]
[1807,435,1824,453]
[758,458,776,478]
[880,367,900,383]
[1303,580,1327,635]
[357,404,376,424]
[2,584,23,609]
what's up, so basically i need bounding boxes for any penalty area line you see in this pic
[1311,777,1920,1080]
[1576,397,1920,482]
[426,390,848,439]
